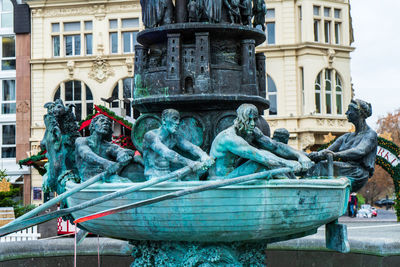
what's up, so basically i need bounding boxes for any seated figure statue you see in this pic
[307,99,378,192]
[209,104,313,179]
[143,109,213,180]
[75,115,144,182]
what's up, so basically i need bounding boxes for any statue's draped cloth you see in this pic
[141,0,162,28]
[203,0,222,22]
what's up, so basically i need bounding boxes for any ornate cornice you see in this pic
[30,2,140,18]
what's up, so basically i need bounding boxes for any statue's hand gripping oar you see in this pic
[74,167,292,224]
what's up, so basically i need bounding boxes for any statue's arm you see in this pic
[75,138,114,168]
[255,129,312,171]
[327,135,345,152]
[334,132,377,161]
[145,133,194,166]
[176,137,208,161]
[106,143,135,164]
[223,135,294,169]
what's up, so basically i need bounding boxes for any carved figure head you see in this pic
[44,99,67,117]
[234,104,258,134]
[89,115,113,140]
[161,109,180,134]
[272,128,290,144]
[346,99,372,124]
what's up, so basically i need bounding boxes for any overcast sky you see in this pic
[350,0,400,128]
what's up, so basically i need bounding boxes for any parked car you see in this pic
[374,198,395,208]
[357,204,377,218]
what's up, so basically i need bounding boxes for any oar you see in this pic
[1,165,120,230]
[0,165,194,237]
[74,167,292,224]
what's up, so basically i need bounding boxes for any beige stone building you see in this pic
[21,0,354,203]
[261,0,354,149]
[25,0,142,204]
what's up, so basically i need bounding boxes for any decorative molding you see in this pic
[88,56,115,83]
[125,57,134,76]
[32,7,95,17]
[327,48,336,68]
[317,119,325,126]
[94,4,106,21]
[106,4,140,13]
[16,101,30,113]
[67,60,75,77]
[31,4,140,18]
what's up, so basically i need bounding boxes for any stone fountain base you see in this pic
[128,240,267,266]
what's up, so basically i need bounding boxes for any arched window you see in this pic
[54,80,94,121]
[266,75,277,116]
[314,69,343,115]
[111,78,134,117]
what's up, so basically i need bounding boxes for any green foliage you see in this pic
[0,169,37,218]
[14,204,36,218]
[357,194,365,207]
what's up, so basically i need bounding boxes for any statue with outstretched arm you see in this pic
[307,99,378,192]
[209,104,313,179]
[143,109,214,180]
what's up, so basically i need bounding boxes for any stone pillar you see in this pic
[166,33,181,95]
[256,53,266,98]
[241,39,257,95]
[16,33,32,205]
[175,0,188,23]
[195,32,211,93]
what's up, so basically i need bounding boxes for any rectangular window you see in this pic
[0,0,13,29]
[324,21,330,43]
[313,6,320,16]
[298,6,302,42]
[84,21,93,31]
[53,36,60,57]
[1,124,15,158]
[266,23,275,44]
[122,18,139,28]
[109,19,118,29]
[1,36,15,70]
[324,7,331,17]
[123,31,138,53]
[326,92,332,114]
[334,9,341,19]
[64,22,81,32]
[266,9,275,19]
[52,23,60,32]
[65,35,81,56]
[110,32,118,54]
[336,94,342,115]
[1,80,15,114]
[85,34,93,55]
[314,20,319,42]
[335,23,341,44]
[315,92,321,114]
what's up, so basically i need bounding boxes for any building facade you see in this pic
[20,0,354,203]
[0,0,30,203]
[261,0,354,149]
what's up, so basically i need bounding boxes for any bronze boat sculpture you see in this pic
[1,1,377,265]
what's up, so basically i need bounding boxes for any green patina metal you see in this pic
[0,2,383,265]
[319,136,400,221]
